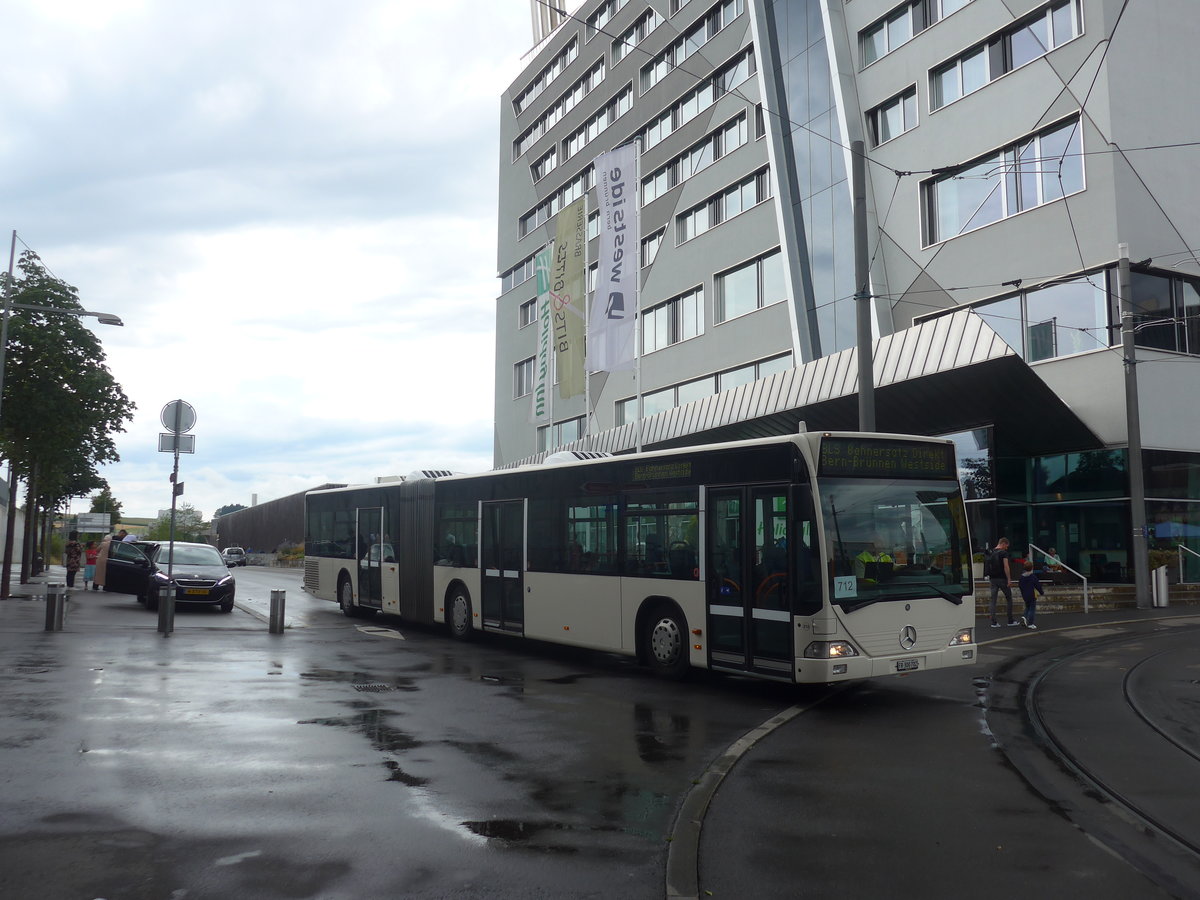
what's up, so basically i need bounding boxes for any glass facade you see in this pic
[1145,450,1200,582]
[935,422,1180,583]
[766,0,856,356]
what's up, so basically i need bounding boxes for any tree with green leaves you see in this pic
[146,503,208,543]
[0,250,136,594]
[214,503,247,518]
[89,484,124,528]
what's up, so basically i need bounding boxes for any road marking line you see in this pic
[356,625,406,640]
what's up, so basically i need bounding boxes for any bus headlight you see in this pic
[948,628,974,646]
[804,641,860,659]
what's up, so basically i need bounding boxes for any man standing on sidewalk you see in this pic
[988,537,1017,628]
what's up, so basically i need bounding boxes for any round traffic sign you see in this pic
[161,399,196,434]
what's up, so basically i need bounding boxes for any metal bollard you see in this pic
[44,582,66,632]
[269,590,286,634]
[157,582,175,636]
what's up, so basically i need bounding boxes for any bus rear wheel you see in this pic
[644,605,689,680]
[448,586,473,640]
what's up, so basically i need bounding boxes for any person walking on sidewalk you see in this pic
[84,541,99,590]
[987,537,1017,628]
[1018,560,1044,629]
[64,531,83,590]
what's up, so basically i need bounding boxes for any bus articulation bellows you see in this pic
[303,431,976,683]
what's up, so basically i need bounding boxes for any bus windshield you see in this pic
[820,478,970,611]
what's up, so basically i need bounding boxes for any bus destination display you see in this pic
[818,436,955,479]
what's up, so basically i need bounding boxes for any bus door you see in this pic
[481,499,524,634]
[356,507,385,609]
[706,486,793,676]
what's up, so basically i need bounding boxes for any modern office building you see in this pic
[494,0,1200,581]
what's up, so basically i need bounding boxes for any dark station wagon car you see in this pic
[103,540,236,613]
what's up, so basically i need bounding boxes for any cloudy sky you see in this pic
[0,0,574,521]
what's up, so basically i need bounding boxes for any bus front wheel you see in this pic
[338,577,361,618]
[448,586,473,640]
[644,605,690,680]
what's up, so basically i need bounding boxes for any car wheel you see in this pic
[643,604,690,680]
[220,598,234,613]
[448,585,473,640]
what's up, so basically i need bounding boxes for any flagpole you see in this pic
[547,238,554,451]
[584,188,593,448]
[634,137,643,454]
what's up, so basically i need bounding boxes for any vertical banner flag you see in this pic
[551,198,587,399]
[530,244,554,425]
[588,144,639,373]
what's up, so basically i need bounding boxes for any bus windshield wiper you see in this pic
[898,581,963,604]
[838,596,881,613]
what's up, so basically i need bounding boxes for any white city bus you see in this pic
[303,431,976,682]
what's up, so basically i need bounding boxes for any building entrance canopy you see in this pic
[511,309,1100,466]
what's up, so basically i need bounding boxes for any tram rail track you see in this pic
[1023,628,1200,870]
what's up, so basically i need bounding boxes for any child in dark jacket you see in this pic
[1018,560,1044,629]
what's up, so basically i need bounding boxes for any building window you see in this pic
[1024,277,1107,360]
[514,37,579,116]
[860,0,975,67]
[501,252,539,294]
[615,396,636,425]
[642,111,748,205]
[613,8,660,63]
[1128,270,1200,355]
[930,1,1082,110]
[519,298,537,329]
[518,164,595,238]
[562,84,634,160]
[922,116,1083,245]
[716,250,786,323]
[640,0,745,93]
[640,47,756,152]
[641,229,664,268]
[538,416,586,452]
[513,58,606,160]
[867,86,918,147]
[676,168,771,245]
[919,270,1118,363]
[643,288,703,354]
[615,353,791,424]
[531,146,557,182]
[586,0,629,41]
[514,357,535,398]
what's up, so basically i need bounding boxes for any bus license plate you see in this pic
[185,588,209,596]
[895,658,919,672]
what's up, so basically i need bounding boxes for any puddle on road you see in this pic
[383,760,429,786]
[461,818,580,852]
[297,709,422,755]
[541,673,596,685]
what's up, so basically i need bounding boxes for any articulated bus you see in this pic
[303,431,976,683]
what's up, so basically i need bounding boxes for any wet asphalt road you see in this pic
[1,570,811,899]
[2,570,1200,899]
